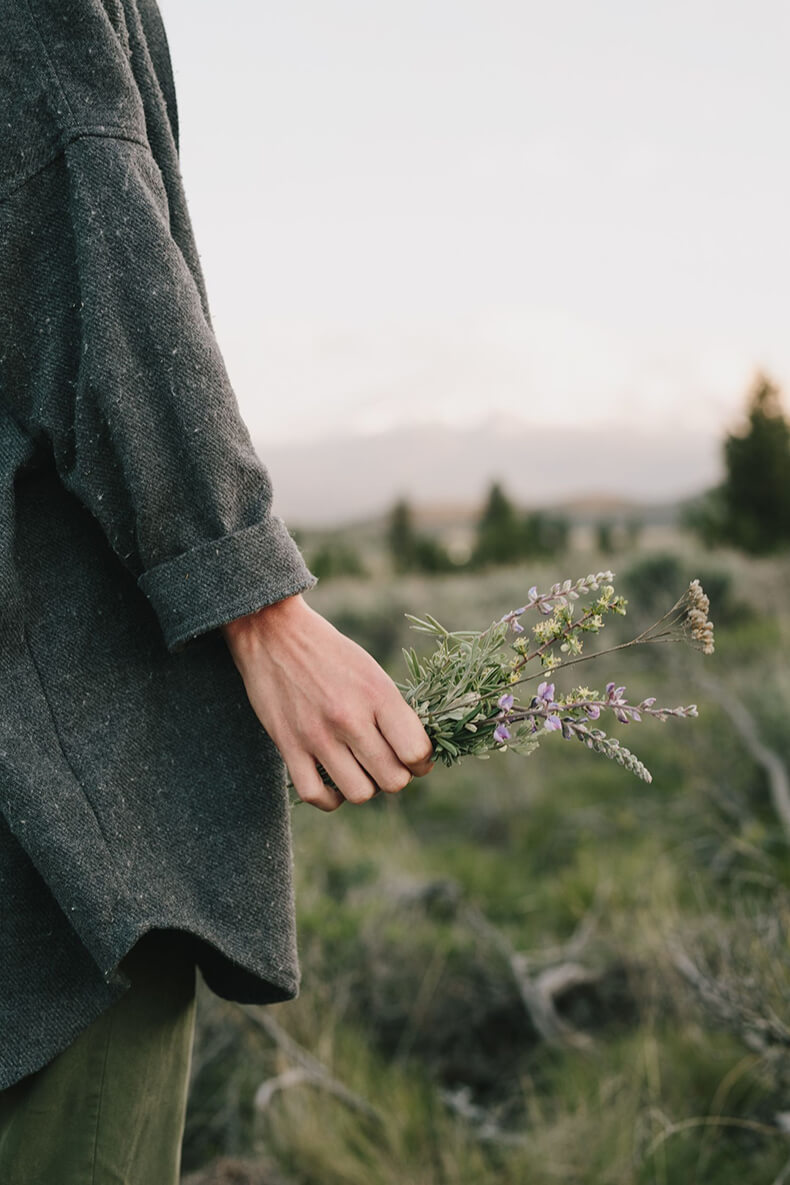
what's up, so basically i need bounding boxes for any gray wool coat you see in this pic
[0,0,317,1089]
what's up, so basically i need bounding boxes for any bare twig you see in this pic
[668,939,790,1052]
[441,1086,529,1146]
[254,1067,315,1111]
[692,670,790,843]
[236,1005,384,1124]
[462,904,601,1049]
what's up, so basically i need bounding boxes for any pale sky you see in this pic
[160,0,790,465]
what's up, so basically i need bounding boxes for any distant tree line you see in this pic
[307,371,790,581]
[387,482,569,576]
[307,538,369,581]
[387,500,457,575]
[303,482,574,583]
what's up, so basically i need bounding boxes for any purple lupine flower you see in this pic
[537,681,556,702]
[493,722,511,743]
[500,606,527,634]
[585,704,601,720]
[544,715,562,731]
[498,693,515,712]
[528,586,538,602]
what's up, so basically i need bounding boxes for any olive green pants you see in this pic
[0,930,197,1185]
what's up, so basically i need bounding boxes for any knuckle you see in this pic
[327,705,356,736]
[300,786,342,811]
[407,744,435,769]
[298,788,322,806]
[345,783,376,805]
[380,768,413,794]
[311,724,336,753]
[318,796,344,813]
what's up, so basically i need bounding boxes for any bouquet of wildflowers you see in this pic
[398,574,714,784]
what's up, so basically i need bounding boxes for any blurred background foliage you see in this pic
[182,376,790,1185]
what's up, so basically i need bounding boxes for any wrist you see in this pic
[220,592,306,665]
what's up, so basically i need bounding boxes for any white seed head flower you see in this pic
[640,579,715,655]
[682,580,715,654]
[688,578,710,617]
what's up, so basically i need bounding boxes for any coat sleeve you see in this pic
[0,133,316,654]
[0,0,317,654]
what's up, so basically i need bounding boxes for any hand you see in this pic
[220,593,435,811]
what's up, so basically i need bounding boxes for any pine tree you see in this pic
[387,499,418,573]
[720,375,790,553]
[686,374,790,554]
[472,482,520,566]
[387,499,454,574]
[472,483,569,567]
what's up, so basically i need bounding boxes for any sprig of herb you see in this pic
[397,576,714,784]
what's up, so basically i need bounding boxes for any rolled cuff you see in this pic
[137,514,317,653]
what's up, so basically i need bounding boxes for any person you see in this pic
[0,0,434,1180]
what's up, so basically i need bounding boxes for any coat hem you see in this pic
[102,918,301,1005]
[0,919,300,1091]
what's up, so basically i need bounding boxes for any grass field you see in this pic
[182,535,790,1185]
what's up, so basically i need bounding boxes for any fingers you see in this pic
[286,724,421,812]
[280,677,434,812]
[347,729,414,795]
[286,753,345,812]
[374,688,435,776]
[317,744,380,805]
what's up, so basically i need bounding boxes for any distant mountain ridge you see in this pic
[257,419,719,527]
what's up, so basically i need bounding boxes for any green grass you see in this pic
[183,540,790,1184]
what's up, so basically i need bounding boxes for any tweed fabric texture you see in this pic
[0,0,317,1088]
